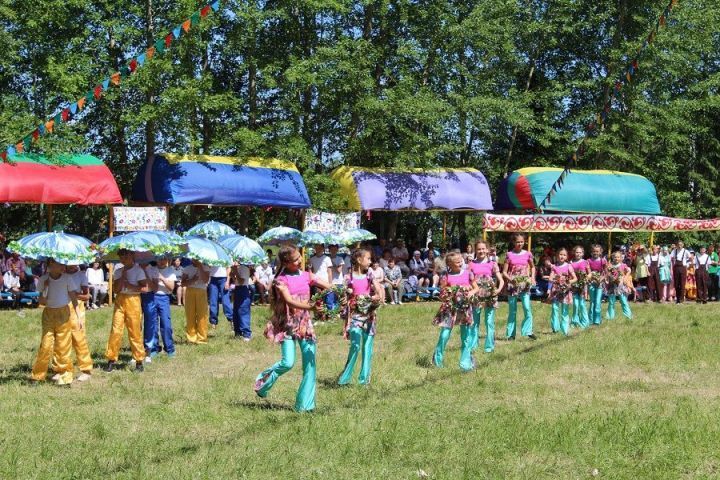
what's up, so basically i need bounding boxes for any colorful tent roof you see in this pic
[330,166,493,211]
[0,153,122,205]
[496,167,661,214]
[131,154,311,208]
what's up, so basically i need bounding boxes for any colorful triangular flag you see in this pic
[61,108,70,122]
[0,151,7,163]
[77,97,86,110]
[31,129,39,141]
[15,142,23,154]
[173,26,182,39]
[45,120,54,133]
[8,146,16,156]
[110,73,121,86]
[165,34,173,48]
[70,103,78,115]
[155,38,166,54]
[39,124,46,135]
[201,5,211,17]
[182,20,191,33]
[102,78,110,90]
[146,46,156,60]
[191,11,200,25]
[54,113,62,125]
[211,0,220,12]
[129,59,138,73]
[94,85,103,99]
[23,136,31,150]
[137,53,146,66]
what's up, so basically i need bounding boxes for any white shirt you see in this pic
[2,271,20,290]
[329,255,345,285]
[234,265,252,285]
[209,266,228,278]
[255,265,274,285]
[67,270,88,292]
[86,267,105,285]
[183,264,210,289]
[695,253,711,269]
[309,255,332,283]
[156,266,177,295]
[39,273,75,308]
[670,248,689,267]
[113,264,147,294]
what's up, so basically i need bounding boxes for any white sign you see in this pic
[114,207,167,232]
[305,209,361,233]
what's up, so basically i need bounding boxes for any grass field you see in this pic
[1,301,719,479]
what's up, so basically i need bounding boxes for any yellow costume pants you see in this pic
[31,305,73,383]
[52,303,93,373]
[185,287,209,344]
[105,294,145,362]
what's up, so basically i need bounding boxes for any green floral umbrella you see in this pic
[184,235,233,267]
[186,221,237,241]
[8,231,95,265]
[98,230,184,257]
[218,234,268,266]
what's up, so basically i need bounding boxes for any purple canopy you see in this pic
[331,166,494,211]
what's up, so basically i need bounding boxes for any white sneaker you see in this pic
[144,356,152,364]
[51,373,60,381]
[76,372,91,382]
[130,359,137,367]
[390,301,396,305]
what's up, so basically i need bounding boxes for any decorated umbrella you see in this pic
[218,234,268,266]
[184,235,233,267]
[99,230,184,257]
[186,221,237,240]
[8,231,95,265]
[299,230,330,247]
[257,226,303,246]
[329,228,377,245]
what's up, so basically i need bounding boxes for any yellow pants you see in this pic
[105,294,145,362]
[185,287,209,344]
[52,303,93,373]
[31,305,73,383]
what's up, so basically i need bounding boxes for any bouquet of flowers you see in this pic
[350,294,381,315]
[508,274,531,295]
[573,271,589,292]
[438,286,471,313]
[588,271,603,287]
[474,277,498,307]
[606,266,622,287]
[552,274,571,300]
[310,290,330,322]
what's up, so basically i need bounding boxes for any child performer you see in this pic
[61,264,93,381]
[432,252,479,371]
[255,245,332,412]
[695,246,711,304]
[659,246,672,302]
[606,251,633,320]
[230,261,253,340]
[468,241,504,353]
[30,259,79,385]
[587,245,607,326]
[570,246,590,330]
[338,248,383,385]
[105,249,147,372]
[549,248,577,336]
[142,257,177,358]
[182,259,211,345]
[502,233,537,340]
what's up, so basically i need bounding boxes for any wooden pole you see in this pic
[164,205,170,231]
[259,208,265,233]
[442,213,447,246]
[482,229,487,242]
[47,205,54,231]
[607,231,612,256]
[650,231,655,249]
[108,206,115,305]
[527,232,532,252]
[299,209,306,270]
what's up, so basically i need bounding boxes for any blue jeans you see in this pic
[232,285,252,338]
[142,292,175,355]
[208,277,233,325]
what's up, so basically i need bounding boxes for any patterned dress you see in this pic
[433,270,474,328]
[344,271,378,337]
[264,271,317,343]
[550,263,574,304]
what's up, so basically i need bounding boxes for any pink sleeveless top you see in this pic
[552,263,572,276]
[446,270,472,287]
[506,250,532,275]
[277,271,314,297]
[571,260,588,273]
[469,260,495,278]
[348,273,372,296]
[587,257,606,272]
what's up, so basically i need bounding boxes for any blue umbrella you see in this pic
[299,230,330,247]
[218,234,268,266]
[329,228,377,245]
[8,231,95,265]
[186,221,237,240]
[99,230,184,257]
[184,235,233,267]
[257,226,303,246]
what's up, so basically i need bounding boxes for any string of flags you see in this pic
[538,0,679,210]
[0,0,221,164]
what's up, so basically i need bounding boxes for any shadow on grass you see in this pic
[0,362,31,384]
[230,399,296,412]
[317,376,343,389]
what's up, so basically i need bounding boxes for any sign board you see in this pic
[305,209,360,233]
[113,206,167,232]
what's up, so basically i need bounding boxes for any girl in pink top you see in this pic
[469,241,504,353]
[549,248,577,336]
[587,244,608,325]
[338,249,384,386]
[255,245,332,412]
[432,252,478,371]
[570,246,591,330]
[502,233,537,340]
[605,251,633,320]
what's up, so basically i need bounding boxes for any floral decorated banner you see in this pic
[483,213,720,233]
[114,207,167,232]
[305,209,360,233]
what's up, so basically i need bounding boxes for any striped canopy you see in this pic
[330,166,493,211]
[132,154,311,208]
[496,167,661,214]
[0,153,122,205]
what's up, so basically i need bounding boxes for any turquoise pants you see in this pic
[471,307,496,352]
[607,294,632,320]
[255,338,316,412]
[551,302,571,335]
[433,325,474,371]
[588,285,604,325]
[338,328,374,385]
[506,293,533,338]
[572,293,590,329]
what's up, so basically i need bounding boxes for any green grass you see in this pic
[1,301,720,479]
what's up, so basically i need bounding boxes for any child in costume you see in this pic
[60,264,93,381]
[606,251,633,320]
[570,246,590,330]
[255,245,332,412]
[432,252,478,371]
[549,248,577,336]
[659,246,672,301]
[468,241,504,353]
[587,245,607,325]
[142,257,177,358]
[502,233,537,340]
[338,248,383,385]
[182,259,211,345]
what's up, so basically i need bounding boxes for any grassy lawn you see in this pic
[1,301,719,479]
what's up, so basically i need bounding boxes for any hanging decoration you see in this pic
[1,0,221,163]
[538,0,679,210]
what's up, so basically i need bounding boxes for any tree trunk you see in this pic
[504,63,535,174]
[145,0,156,162]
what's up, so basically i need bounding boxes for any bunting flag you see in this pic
[3,1,221,160]
[539,0,679,210]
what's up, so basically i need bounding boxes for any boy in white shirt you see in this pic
[309,244,332,285]
[30,258,79,385]
[85,260,107,308]
[182,259,211,344]
[104,249,148,372]
[142,257,177,359]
